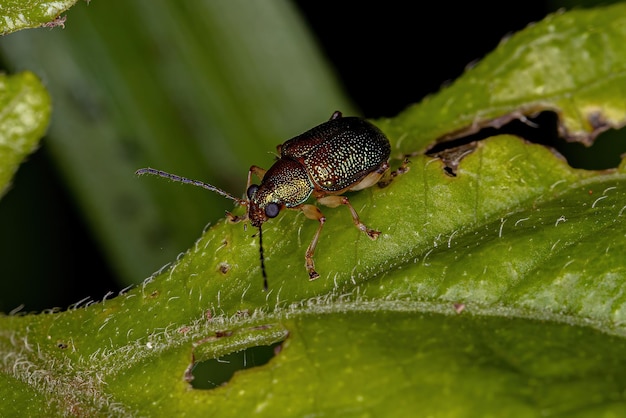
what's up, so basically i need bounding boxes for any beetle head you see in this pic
[246,158,313,230]
[246,183,283,228]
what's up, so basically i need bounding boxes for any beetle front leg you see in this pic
[300,204,326,280]
[236,165,267,225]
[317,195,380,240]
[229,165,267,225]
[247,165,267,188]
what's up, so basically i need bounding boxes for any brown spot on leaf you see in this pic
[218,262,230,274]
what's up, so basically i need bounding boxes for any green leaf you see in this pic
[2,3,626,417]
[0,72,50,195]
[0,0,78,34]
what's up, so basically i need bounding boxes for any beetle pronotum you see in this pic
[137,111,396,290]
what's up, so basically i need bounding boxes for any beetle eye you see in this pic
[246,184,259,200]
[265,202,280,218]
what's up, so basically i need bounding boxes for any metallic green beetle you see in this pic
[137,111,392,289]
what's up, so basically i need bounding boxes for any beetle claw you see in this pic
[305,254,320,281]
[306,257,320,280]
[367,229,381,240]
[226,211,245,223]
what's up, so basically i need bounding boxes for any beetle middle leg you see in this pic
[299,196,380,279]
[300,204,327,280]
[317,195,380,240]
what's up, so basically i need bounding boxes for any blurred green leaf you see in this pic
[0,72,50,195]
[2,3,626,417]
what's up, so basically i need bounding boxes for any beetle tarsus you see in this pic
[378,158,410,188]
[397,158,411,174]
[226,211,247,223]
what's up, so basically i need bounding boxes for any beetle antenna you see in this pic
[258,225,268,291]
[136,168,242,203]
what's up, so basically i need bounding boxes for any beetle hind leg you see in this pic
[378,158,410,188]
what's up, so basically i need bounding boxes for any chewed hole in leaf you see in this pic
[427,111,626,173]
[559,128,626,170]
[190,342,283,389]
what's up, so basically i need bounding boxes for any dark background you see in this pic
[295,3,550,119]
[1,2,560,312]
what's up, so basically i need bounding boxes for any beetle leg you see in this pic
[300,204,326,280]
[247,166,267,189]
[226,211,247,223]
[317,195,380,240]
[378,158,410,188]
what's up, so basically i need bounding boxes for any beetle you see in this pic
[136,111,393,290]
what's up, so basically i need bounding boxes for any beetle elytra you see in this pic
[136,111,397,290]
